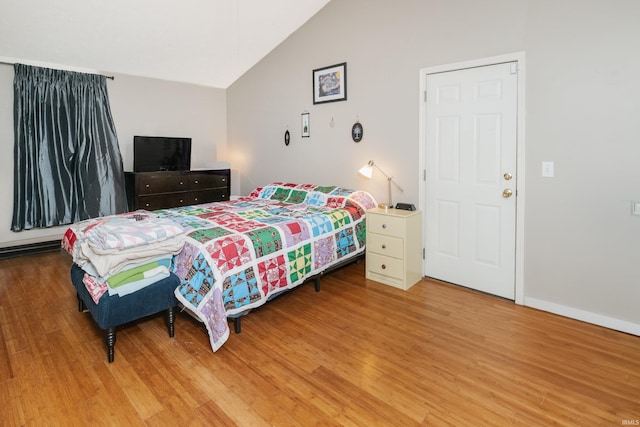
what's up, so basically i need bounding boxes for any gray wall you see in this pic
[0,68,227,247]
[227,0,640,330]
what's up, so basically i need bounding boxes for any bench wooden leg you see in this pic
[105,328,116,363]
[166,306,175,338]
[77,293,86,312]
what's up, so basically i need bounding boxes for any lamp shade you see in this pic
[358,162,373,179]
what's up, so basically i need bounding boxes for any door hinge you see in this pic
[423,248,426,260]
[424,90,427,102]
[510,63,518,74]
[423,169,426,181]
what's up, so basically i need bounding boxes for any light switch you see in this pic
[542,161,554,178]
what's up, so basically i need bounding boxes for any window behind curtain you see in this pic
[12,64,128,232]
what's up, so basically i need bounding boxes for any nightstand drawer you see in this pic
[367,253,403,280]
[367,233,404,258]
[368,214,405,237]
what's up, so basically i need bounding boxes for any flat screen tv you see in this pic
[133,136,192,172]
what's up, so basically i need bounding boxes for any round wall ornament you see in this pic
[351,122,363,142]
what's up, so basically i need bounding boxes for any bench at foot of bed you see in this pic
[70,264,180,363]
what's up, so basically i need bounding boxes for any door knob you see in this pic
[503,172,512,181]
[502,189,513,198]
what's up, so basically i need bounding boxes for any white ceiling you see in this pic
[0,0,330,88]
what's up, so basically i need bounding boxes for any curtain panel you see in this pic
[12,64,127,232]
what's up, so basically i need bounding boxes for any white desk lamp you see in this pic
[358,160,404,208]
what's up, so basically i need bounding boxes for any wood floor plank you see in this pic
[0,251,639,426]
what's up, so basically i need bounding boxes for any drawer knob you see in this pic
[180,181,184,185]
[382,224,387,229]
[194,180,199,184]
[145,203,150,207]
[145,184,150,188]
[381,264,387,270]
[382,244,386,249]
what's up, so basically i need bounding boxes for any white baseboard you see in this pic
[525,297,640,336]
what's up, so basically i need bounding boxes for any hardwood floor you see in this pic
[1,251,638,426]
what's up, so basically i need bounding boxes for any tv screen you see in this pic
[133,136,192,172]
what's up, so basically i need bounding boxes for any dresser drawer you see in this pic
[136,193,189,210]
[367,253,404,280]
[125,169,231,211]
[368,213,405,237]
[188,189,229,205]
[367,233,404,258]
[189,173,228,189]
[136,173,188,195]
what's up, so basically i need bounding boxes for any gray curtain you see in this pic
[12,64,127,232]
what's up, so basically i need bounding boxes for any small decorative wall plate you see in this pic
[284,130,290,146]
[351,122,363,142]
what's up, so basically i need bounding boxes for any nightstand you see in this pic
[365,207,423,290]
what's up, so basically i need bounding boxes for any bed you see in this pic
[63,182,377,352]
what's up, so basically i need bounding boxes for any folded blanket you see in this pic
[77,235,185,277]
[83,273,108,304]
[107,259,172,288]
[62,210,158,258]
[85,217,185,251]
[107,267,170,297]
[79,254,173,284]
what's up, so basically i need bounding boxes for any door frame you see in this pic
[418,52,526,305]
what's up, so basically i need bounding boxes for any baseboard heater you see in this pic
[0,240,62,260]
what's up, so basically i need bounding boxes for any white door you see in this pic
[424,62,518,300]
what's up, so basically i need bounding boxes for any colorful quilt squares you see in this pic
[206,235,252,276]
[314,236,335,269]
[247,227,283,258]
[335,227,356,258]
[284,190,308,204]
[188,227,232,244]
[199,288,227,337]
[306,214,334,237]
[288,244,312,282]
[222,267,260,310]
[271,187,291,201]
[281,220,310,247]
[257,255,288,294]
[328,209,352,229]
[180,253,214,306]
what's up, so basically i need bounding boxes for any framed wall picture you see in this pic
[301,112,310,137]
[313,62,347,104]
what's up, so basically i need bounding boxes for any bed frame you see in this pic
[227,254,364,333]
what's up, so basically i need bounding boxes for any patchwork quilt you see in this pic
[156,183,377,352]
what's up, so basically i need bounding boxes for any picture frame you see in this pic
[301,112,310,138]
[313,62,347,104]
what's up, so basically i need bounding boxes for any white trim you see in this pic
[525,297,640,336]
[418,51,526,305]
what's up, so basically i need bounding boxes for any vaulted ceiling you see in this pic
[0,0,331,88]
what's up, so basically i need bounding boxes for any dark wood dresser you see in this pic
[125,169,230,211]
